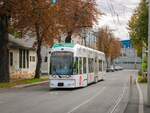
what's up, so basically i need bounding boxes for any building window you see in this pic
[9,52,13,66]
[19,49,29,68]
[30,56,32,62]
[44,56,48,62]
[30,56,35,62]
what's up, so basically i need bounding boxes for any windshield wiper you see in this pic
[58,75,62,78]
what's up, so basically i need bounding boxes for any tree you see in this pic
[30,0,57,78]
[11,0,61,79]
[57,0,99,43]
[97,27,113,67]
[12,0,99,78]
[128,0,148,57]
[0,0,100,81]
[96,26,121,67]
[0,0,60,81]
[109,38,121,65]
[0,0,12,82]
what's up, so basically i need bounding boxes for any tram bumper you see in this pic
[49,79,76,88]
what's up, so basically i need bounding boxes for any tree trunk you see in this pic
[65,31,72,43]
[0,15,10,83]
[105,57,109,68]
[34,24,42,79]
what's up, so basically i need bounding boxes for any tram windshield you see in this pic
[50,52,73,75]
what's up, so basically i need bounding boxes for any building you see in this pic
[114,40,142,70]
[41,46,49,74]
[60,28,97,49]
[8,30,97,76]
[8,35,37,79]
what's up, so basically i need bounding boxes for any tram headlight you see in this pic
[52,75,56,78]
[66,75,71,78]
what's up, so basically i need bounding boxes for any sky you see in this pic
[96,0,140,40]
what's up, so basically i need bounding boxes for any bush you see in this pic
[142,56,147,73]
[138,70,142,76]
[138,75,147,83]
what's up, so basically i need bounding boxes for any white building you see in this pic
[8,30,97,76]
[8,36,37,79]
[114,40,141,70]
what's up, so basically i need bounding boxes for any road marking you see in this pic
[136,79,144,113]
[67,87,106,113]
[108,84,127,113]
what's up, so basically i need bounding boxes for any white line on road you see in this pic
[108,84,127,113]
[67,87,106,113]
[136,79,144,113]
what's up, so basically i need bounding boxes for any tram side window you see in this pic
[79,57,82,74]
[73,57,78,75]
[103,61,107,71]
[99,60,102,71]
[83,57,86,74]
[91,59,94,72]
[88,58,94,73]
[88,58,90,73]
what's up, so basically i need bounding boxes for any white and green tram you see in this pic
[48,43,106,88]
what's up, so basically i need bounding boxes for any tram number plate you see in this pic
[58,83,64,86]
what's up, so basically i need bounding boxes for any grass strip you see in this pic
[0,77,48,89]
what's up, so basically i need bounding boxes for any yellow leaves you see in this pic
[57,0,99,33]
[97,26,121,61]
[2,0,100,47]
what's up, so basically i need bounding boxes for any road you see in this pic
[0,70,138,113]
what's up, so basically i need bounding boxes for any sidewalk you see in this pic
[124,82,139,113]
[124,78,150,113]
[139,83,150,113]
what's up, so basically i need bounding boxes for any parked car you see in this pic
[106,66,115,72]
[114,66,123,71]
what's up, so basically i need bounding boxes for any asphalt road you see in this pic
[0,70,138,113]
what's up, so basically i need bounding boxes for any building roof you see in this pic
[121,40,132,48]
[8,35,36,50]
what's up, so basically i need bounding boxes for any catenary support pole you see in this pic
[147,0,150,105]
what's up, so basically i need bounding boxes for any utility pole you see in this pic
[147,0,150,105]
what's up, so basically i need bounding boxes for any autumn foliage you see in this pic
[0,0,99,82]
[97,26,121,67]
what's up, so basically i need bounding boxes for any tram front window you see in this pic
[50,52,73,75]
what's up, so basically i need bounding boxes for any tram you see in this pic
[48,43,106,88]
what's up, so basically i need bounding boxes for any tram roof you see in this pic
[52,43,104,55]
[52,43,75,48]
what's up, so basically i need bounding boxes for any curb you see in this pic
[14,80,48,88]
[136,79,144,113]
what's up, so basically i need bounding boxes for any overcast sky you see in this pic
[96,0,140,40]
